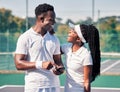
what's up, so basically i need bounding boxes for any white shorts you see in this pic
[24,87,60,92]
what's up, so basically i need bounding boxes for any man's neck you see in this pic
[32,25,48,36]
[32,25,41,34]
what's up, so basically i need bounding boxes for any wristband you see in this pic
[35,61,42,69]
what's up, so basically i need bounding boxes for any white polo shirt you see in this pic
[61,43,93,92]
[15,27,60,90]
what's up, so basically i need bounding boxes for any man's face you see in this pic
[37,11,56,34]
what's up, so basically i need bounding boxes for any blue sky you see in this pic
[0,0,120,22]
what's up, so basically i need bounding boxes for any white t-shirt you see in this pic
[61,43,93,92]
[15,28,60,90]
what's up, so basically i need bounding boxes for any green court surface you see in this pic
[0,54,120,89]
[0,73,120,88]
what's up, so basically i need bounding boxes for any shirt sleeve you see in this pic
[61,43,71,54]
[53,37,61,55]
[15,35,28,55]
[61,44,67,54]
[83,52,93,66]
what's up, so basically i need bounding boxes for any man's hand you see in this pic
[42,61,54,70]
[53,65,65,75]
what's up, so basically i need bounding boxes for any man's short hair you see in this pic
[35,3,54,17]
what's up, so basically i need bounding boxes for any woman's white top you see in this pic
[61,43,93,92]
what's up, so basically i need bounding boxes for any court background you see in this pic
[0,0,120,91]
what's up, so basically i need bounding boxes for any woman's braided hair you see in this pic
[80,24,101,82]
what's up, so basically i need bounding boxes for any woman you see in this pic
[61,24,101,92]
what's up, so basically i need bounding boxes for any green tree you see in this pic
[98,17,120,52]
[0,8,12,33]
[0,8,27,33]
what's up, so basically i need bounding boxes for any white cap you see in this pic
[69,22,86,43]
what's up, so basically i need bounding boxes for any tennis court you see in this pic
[0,85,120,92]
[0,53,120,92]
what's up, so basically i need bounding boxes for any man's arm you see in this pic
[53,54,65,75]
[14,54,54,70]
[14,54,35,70]
[53,54,63,66]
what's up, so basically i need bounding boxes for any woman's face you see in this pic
[67,28,79,43]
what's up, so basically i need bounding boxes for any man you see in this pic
[14,3,64,92]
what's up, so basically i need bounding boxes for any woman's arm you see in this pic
[84,65,92,92]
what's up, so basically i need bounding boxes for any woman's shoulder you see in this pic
[61,43,72,48]
[61,43,72,53]
[80,46,90,55]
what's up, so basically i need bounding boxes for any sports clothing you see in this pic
[15,27,60,92]
[61,43,93,92]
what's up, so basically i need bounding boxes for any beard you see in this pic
[41,25,54,35]
[49,29,55,35]
[41,26,48,36]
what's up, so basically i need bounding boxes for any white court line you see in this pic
[0,85,120,91]
[101,59,111,64]
[92,87,120,90]
[0,85,24,89]
[101,60,120,73]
